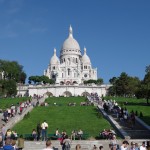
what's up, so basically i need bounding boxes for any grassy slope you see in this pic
[0,97,29,110]
[105,97,150,125]
[13,97,112,138]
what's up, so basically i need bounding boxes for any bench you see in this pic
[47,133,58,140]
[24,134,33,140]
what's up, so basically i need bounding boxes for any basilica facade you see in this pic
[17,26,111,97]
[44,26,97,85]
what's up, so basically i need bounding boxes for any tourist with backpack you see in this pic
[62,135,71,150]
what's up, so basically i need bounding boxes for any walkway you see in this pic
[0,96,46,129]
[97,103,150,139]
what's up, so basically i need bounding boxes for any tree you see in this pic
[83,79,104,85]
[0,60,26,83]
[0,80,17,97]
[0,59,26,97]
[28,75,55,84]
[135,65,150,104]
[108,72,140,97]
[142,66,150,103]
[96,78,103,85]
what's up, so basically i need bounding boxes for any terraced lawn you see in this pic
[12,97,113,138]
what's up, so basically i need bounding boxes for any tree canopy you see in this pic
[135,65,150,103]
[83,78,103,85]
[108,72,140,97]
[28,75,55,84]
[0,59,26,97]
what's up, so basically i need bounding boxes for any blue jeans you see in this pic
[42,129,47,141]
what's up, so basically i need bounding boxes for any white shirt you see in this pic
[120,145,128,150]
[41,122,48,129]
[43,148,53,150]
[140,146,146,150]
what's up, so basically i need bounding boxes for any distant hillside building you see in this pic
[17,26,111,97]
[44,26,97,85]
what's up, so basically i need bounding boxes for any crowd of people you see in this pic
[102,99,136,129]
[100,129,116,140]
[2,100,33,123]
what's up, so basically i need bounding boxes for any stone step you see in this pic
[23,140,110,150]
[23,140,150,150]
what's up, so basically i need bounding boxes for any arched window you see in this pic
[68,68,70,76]
[76,58,78,63]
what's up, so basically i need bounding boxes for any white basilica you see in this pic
[17,26,111,97]
[44,26,97,85]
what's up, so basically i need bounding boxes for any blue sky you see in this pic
[0,0,150,83]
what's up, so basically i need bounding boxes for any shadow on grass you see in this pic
[122,102,150,106]
[140,116,150,126]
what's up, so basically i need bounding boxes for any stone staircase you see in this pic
[110,113,150,139]
[23,140,148,150]
[23,140,115,150]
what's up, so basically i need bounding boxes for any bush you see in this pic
[140,112,143,118]
[135,110,138,116]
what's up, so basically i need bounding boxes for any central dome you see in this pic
[61,26,81,56]
[62,37,80,50]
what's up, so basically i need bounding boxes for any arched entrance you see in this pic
[81,92,90,97]
[45,92,53,97]
[63,91,72,97]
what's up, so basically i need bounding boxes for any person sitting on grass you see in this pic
[32,129,37,141]
[71,130,76,140]
[77,129,83,140]
[55,128,60,138]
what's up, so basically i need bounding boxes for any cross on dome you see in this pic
[84,47,87,54]
[54,48,56,55]
[69,25,73,38]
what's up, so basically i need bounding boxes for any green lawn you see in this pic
[105,97,150,125]
[0,97,29,110]
[12,97,113,138]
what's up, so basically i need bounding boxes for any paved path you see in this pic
[0,96,46,129]
[90,99,150,139]
[110,112,150,139]
[97,103,150,139]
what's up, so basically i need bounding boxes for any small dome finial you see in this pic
[54,48,56,55]
[69,25,73,37]
[84,46,87,54]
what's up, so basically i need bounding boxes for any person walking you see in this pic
[17,135,24,150]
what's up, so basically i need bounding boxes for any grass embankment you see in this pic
[0,97,29,110]
[105,97,150,125]
[13,97,112,138]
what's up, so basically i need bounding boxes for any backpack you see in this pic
[65,142,70,148]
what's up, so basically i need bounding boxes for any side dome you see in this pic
[61,25,81,56]
[82,47,91,64]
[50,48,60,64]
